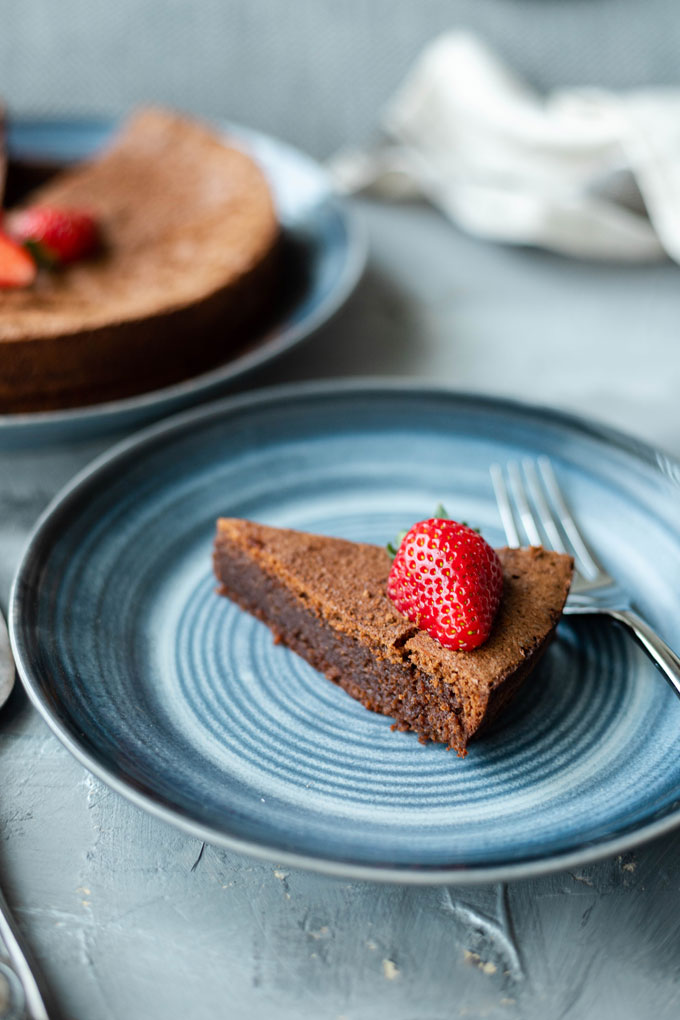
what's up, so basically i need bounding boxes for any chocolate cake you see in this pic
[213,519,573,755]
[0,108,280,411]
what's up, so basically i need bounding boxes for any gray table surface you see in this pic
[2,197,680,1020]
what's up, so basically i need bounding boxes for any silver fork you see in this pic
[490,457,680,699]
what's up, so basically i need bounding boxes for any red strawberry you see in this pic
[7,206,99,266]
[387,518,503,651]
[0,231,37,288]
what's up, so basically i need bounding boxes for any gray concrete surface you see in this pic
[2,197,680,1019]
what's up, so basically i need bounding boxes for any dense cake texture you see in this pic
[0,108,280,411]
[213,519,573,755]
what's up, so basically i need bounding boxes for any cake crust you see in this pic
[0,109,280,411]
[213,519,573,755]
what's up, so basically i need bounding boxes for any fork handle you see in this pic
[610,608,680,699]
[0,882,53,1020]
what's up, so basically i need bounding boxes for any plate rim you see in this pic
[0,117,367,438]
[9,378,680,884]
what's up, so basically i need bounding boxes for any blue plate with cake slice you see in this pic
[9,381,680,883]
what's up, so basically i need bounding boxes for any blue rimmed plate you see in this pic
[1,120,365,445]
[9,381,680,882]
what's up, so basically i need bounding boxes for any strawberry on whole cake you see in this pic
[213,514,573,755]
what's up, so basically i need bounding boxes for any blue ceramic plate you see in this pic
[1,120,365,444]
[9,382,680,883]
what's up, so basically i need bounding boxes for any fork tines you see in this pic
[490,457,601,582]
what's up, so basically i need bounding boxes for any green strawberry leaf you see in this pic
[23,238,58,269]
[387,504,481,559]
[386,529,407,560]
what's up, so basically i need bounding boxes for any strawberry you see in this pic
[387,518,503,651]
[7,206,99,266]
[0,231,37,288]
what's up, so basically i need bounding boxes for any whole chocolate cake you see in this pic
[0,108,280,411]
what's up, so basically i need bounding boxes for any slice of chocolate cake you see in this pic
[213,519,573,755]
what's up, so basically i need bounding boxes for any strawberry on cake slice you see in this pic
[213,514,573,755]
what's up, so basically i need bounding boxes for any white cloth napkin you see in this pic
[329,31,680,262]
